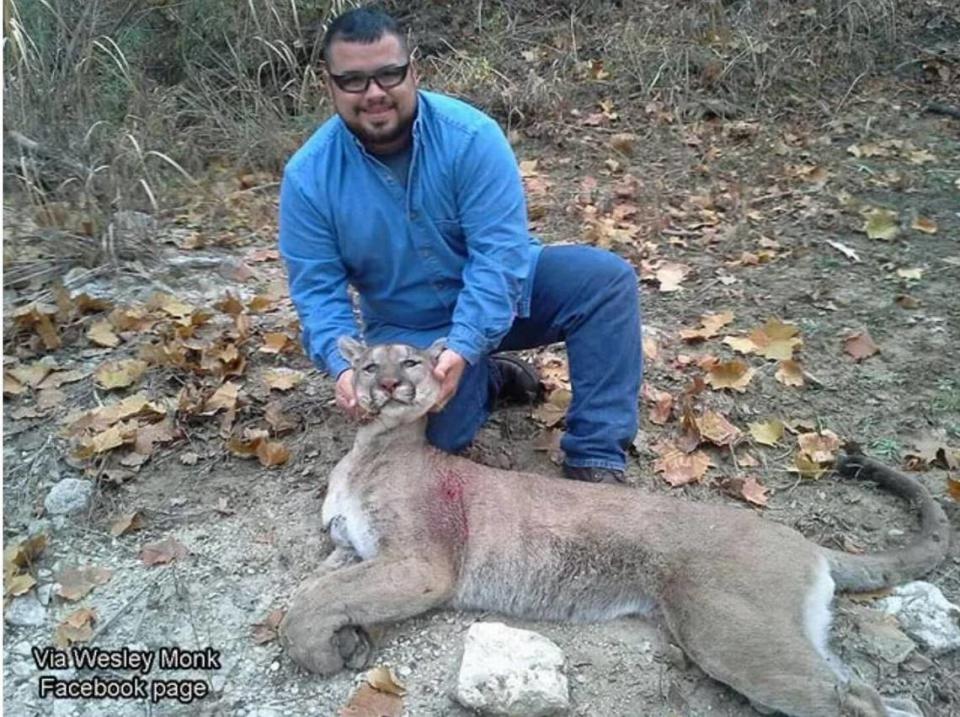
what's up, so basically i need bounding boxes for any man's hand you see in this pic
[335,369,367,421]
[431,349,466,412]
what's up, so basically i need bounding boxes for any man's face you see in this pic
[325,33,418,154]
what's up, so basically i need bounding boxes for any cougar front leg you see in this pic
[280,555,454,675]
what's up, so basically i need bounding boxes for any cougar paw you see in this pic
[336,624,373,670]
[279,610,346,676]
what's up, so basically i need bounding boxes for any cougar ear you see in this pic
[425,337,446,364]
[337,336,367,365]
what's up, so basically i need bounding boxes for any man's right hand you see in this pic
[335,369,366,420]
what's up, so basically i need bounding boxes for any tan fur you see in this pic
[280,340,950,717]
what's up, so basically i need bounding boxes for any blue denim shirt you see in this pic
[278,90,542,378]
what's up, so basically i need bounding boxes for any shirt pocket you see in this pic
[432,218,466,252]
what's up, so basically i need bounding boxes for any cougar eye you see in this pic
[401,359,420,368]
[362,363,377,374]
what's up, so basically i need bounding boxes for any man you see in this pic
[279,8,641,483]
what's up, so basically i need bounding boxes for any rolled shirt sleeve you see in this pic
[445,120,531,365]
[278,170,357,378]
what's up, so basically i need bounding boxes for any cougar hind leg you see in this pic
[658,560,890,717]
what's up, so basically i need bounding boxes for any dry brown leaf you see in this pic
[87,320,121,348]
[798,430,841,463]
[642,335,660,363]
[790,452,828,480]
[256,440,290,468]
[366,666,407,696]
[260,333,290,354]
[56,566,112,601]
[3,373,26,396]
[775,360,805,387]
[724,319,802,360]
[7,573,37,596]
[723,475,769,507]
[705,360,755,392]
[54,608,97,647]
[656,262,690,292]
[264,402,298,434]
[653,442,712,486]
[38,387,67,409]
[247,295,275,313]
[263,368,305,391]
[94,359,149,390]
[204,382,241,413]
[679,311,735,342]
[532,389,571,427]
[252,609,286,645]
[340,685,404,717]
[844,331,880,361]
[140,537,188,566]
[911,217,938,234]
[215,293,245,316]
[749,420,784,446]
[9,361,57,388]
[696,411,741,447]
[5,534,48,572]
[948,476,960,502]
[642,384,674,425]
[110,511,146,537]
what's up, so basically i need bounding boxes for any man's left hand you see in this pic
[431,349,466,412]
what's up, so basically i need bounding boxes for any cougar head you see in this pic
[337,337,445,421]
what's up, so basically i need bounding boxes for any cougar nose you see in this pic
[380,378,398,393]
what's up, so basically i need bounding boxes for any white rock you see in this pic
[878,581,960,655]
[36,583,56,606]
[5,594,47,627]
[13,640,33,657]
[455,622,569,717]
[43,479,93,515]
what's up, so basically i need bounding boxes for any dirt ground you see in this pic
[4,53,960,717]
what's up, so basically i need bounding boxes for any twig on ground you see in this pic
[87,571,169,645]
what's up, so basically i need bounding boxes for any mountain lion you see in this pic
[279,338,950,717]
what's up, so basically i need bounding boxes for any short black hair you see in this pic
[320,7,408,65]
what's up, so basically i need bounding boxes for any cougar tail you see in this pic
[824,452,951,592]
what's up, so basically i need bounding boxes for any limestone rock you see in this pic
[455,622,569,716]
[878,581,960,655]
[44,479,93,515]
[5,594,47,627]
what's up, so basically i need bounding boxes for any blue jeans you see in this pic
[365,245,642,471]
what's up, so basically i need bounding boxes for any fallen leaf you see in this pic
[896,268,923,281]
[215,293,245,316]
[844,330,880,361]
[862,208,899,241]
[264,403,298,434]
[94,359,149,390]
[776,360,805,387]
[110,511,145,537]
[366,665,407,696]
[723,475,769,507]
[705,360,755,392]
[642,385,674,425]
[54,608,97,647]
[791,452,827,480]
[656,262,690,292]
[911,217,938,234]
[87,320,121,348]
[204,382,240,413]
[7,573,37,596]
[260,333,290,354]
[532,389,571,427]
[679,311,735,342]
[339,683,404,717]
[798,430,841,463]
[610,133,637,156]
[56,566,112,601]
[247,295,275,313]
[948,476,960,502]
[263,368,305,391]
[696,411,741,446]
[140,537,188,566]
[252,609,286,645]
[256,440,290,468]
[749,420,784,446]
[653,442,712,486]
[642,335,660,362]
[38,388,67,409]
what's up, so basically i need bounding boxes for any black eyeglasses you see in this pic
[328,63,410,93]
